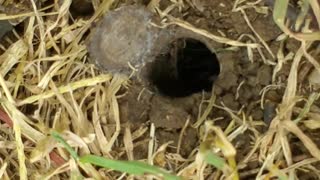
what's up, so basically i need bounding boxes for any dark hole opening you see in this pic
[148,38,220,98]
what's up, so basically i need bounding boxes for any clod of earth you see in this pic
[0,20,13,40]
[87,5,166,74]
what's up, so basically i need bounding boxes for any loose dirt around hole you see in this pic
[116,0,288,171]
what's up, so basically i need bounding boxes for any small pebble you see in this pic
[264,101,277,126]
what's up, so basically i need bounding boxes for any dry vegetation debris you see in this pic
[0,0,319,179]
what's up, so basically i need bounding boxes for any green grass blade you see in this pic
[80,154,181,180]
[51,131,79,160]
[273,0,289,25]
[203,151,226,170]
[294,93,320,123]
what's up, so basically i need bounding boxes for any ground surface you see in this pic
[117,0,285,168]
[103,0,318,178]
[0,0,320,179]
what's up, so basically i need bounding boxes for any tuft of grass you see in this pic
[51,131,181,180]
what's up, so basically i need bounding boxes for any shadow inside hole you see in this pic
[148,38,220,98]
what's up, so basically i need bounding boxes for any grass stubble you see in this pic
[0,0,319,179]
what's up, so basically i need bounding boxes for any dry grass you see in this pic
[0,0,319,179]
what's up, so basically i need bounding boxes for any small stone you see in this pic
[265,90,281,102]
[308,69,320,85]
[222,93,239,110]
[214,85,223,95]
[238,84,253,101]
[257,65,272,86]
[70,0,94,16]
[0,20,13,40]
[247,76,257,87]
[286,38,300,53]
[216,72,238,90]
[251,108,263,120]
[264,101,277,126]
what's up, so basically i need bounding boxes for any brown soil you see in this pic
[114,0,286,172]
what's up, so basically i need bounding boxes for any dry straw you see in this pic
[0,0,319,179]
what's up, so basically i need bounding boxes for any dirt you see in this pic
[118,82,203,157]
[112,0,287,168]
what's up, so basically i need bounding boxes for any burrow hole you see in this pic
[148,38,220,98]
